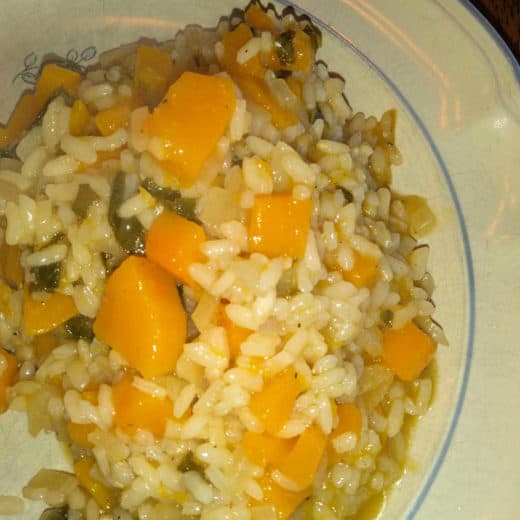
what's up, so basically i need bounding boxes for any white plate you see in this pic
[0,1,518,518]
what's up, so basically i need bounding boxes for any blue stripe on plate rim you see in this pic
[275,0,477,517]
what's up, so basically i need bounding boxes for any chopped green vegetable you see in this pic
[310,107,323,122]
[109,172,146,255]
[178,451,204,473]
[141,178,199,222]
[141,178,180,202]
[177,283,200,342]
[338,187,354,204]
[274,30,296,66]
[381,309,394,327]
[276,267,298,297]
[72,184,99,219]
[303,24,322,50]
[64,315,95,341]
[275,69,292,79]
[0,146,16,159]
[30,262,61,292]
[39,506,68,520]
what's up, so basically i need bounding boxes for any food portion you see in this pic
[0,2,446,519]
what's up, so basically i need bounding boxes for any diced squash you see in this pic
[74,457,118,511]
[268,30,314,73]
[33,333,59,363]
[242,431,295,468]
[221,23,266,79]
[93,256,186,379]
[67,422,96,449]
[328,403,362,465]
[257,474,310,520]
[248,194,312,259]
[23,289,78,336]
[1,244,24,288]
[218,304,251,360]
[144,72,236,186]
[94,103,131,137]
[112,377,174,436]
[0,348,17,413]
[36,63,81,99]
[236,75,299,129]
[249,367,304,435]
[134,45,174,107]
[276,424,327,490]
[69,99,90,136]
[341,250,379,289]
[145,211,206,288]
[0,64,81,149]
[382,321,436,382]
[245,3,275,33]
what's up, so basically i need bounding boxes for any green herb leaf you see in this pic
[64,315,95,341]
[109,172,146,255]
[178,451,204,473]
[72,184,99,219]
[30,262,61,292]
[274,30,296,66]
[141,178,199,223]
[39,506,69,520]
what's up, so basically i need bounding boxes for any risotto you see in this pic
[0,2,446,519]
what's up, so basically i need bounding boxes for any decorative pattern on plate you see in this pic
[12,46,97,85]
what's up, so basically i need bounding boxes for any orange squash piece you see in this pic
[328,402,362,465]
[74,457,118,511]
[242,431,295,469]
[341,250,379,289]
[0,348,17,413]
[236,75,299,129]
[276,424,327,490]
[245,3,275,33]
[249,367,304,435]
[93,256,186,379]
[382,321,436,382]
[248,194,312,259]
[134,45,174,107]
[145,211,206,288]
[257,474,310,520]
[112,377,174,436]
[0,63,81,149]
[69,99,90,136]
[221,23,266,79]
[144,71,236,186]
[94,103,131,136]
[23,289,78,336]
[218,304,251,360]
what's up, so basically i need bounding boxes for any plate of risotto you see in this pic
[0,1,518,519]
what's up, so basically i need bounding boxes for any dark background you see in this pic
[470,0,519,59]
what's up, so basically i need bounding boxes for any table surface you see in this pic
[470,0,519,57]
